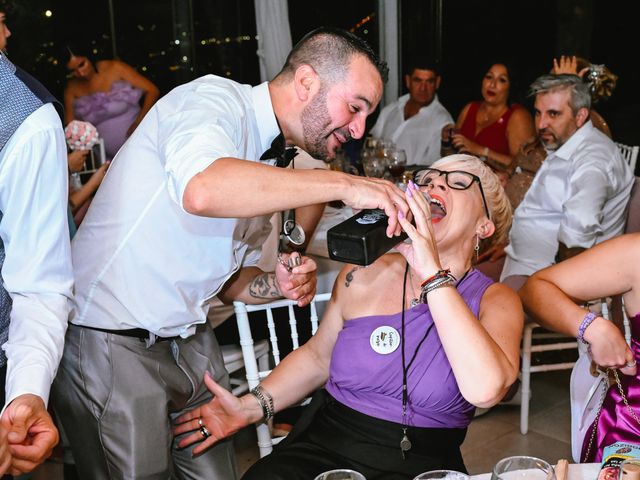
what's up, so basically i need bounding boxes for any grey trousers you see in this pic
[52,323,238,480]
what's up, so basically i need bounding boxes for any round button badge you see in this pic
[369,326,400,355]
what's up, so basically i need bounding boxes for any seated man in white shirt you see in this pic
[501,74,634,292]
[0,1,73,475]
[370,57,453,166]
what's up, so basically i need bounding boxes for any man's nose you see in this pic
[349,115,366,140]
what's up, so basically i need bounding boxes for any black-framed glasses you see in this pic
[413,168,491,220]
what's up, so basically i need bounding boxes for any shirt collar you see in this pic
[251,81,281,156]
[550,120,594,161]
[398,93,441,114]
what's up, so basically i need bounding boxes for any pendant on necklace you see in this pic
[410,298,419,308]
[400,427,412,459]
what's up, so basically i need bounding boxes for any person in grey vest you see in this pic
[0,0,73,475]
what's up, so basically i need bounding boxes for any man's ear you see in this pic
[477,218,495,240]
[435,75,442,90]
[404,74,411,90]
[293,64,318,102]
[575,107,590,128]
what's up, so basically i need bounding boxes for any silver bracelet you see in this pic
[419,275,455,303]
[250,385,274,422]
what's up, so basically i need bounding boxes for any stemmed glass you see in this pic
[491,456,556,480]
[388,149,407,183]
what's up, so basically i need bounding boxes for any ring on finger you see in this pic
[625,359,637,368]
[199,426,211,439]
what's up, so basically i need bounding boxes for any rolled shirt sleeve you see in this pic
[157,83,243,209]
[0,104,73,406]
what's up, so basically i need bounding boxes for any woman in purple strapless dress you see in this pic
[173,155,524,480]
[63,44,159,159]
[521,233,640,462]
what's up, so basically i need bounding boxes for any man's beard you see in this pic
[538,129,563,152]
[300,86,350,160]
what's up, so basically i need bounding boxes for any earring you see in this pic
[474,234,480,260]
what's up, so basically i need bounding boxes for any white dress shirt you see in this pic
[72,77,279,338]
[370,93,453,166]
[0,103,73,405]
[502,121,634,279]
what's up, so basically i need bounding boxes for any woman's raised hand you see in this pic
[173,372,259,456]
[394,180,442,279]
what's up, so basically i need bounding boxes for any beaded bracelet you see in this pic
[577,311,598,344]
[250,385,274,422]
[420,269,455,289]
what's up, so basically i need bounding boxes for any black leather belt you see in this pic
[78,325,179,342]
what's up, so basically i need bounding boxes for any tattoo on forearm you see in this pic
[344,266,363,287]
[249,273,282,299]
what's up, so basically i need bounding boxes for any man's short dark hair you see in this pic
[405,57,440,77]
[277,26,388,84]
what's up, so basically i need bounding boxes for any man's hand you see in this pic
[275,252,317,306]
[0,428,12,476]
[0,394,59,475]
[342,176,408,238]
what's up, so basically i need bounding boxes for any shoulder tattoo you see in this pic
[344,266,363,288]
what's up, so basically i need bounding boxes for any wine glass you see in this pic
[491,456,556,480]
[413,469,470,480]
[314,469,366,480]
[388,149,407,183]
[362,154,386,178]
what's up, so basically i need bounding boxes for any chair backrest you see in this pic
[233,292,332,457]
[617,142,639,173]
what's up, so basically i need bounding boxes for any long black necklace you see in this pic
[399,263,472,459]
[400,262,434,459]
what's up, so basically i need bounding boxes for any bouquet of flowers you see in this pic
[65,120,100,151]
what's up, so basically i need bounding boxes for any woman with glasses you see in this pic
[63,43,159,159]
[174,155,523,479]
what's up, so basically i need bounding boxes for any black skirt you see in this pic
[242,390,468,480]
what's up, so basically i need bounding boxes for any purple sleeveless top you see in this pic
[326,269,493,429]
[74,80,143,159]
[583,312,640,462]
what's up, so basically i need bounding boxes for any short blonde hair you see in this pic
[428,154,512,247]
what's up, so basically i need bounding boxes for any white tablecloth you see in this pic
[470,463,600,480]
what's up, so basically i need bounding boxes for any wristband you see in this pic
[577,311,598,344]
[420,269,455,289]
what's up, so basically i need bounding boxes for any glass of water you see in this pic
[491,456,556,480]
[314,469,366,480]
[413,469,470,480]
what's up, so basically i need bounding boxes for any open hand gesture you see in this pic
[174,372,259,456]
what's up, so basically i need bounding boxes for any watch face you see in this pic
[283,219,296,235]
[286,224,306,246]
